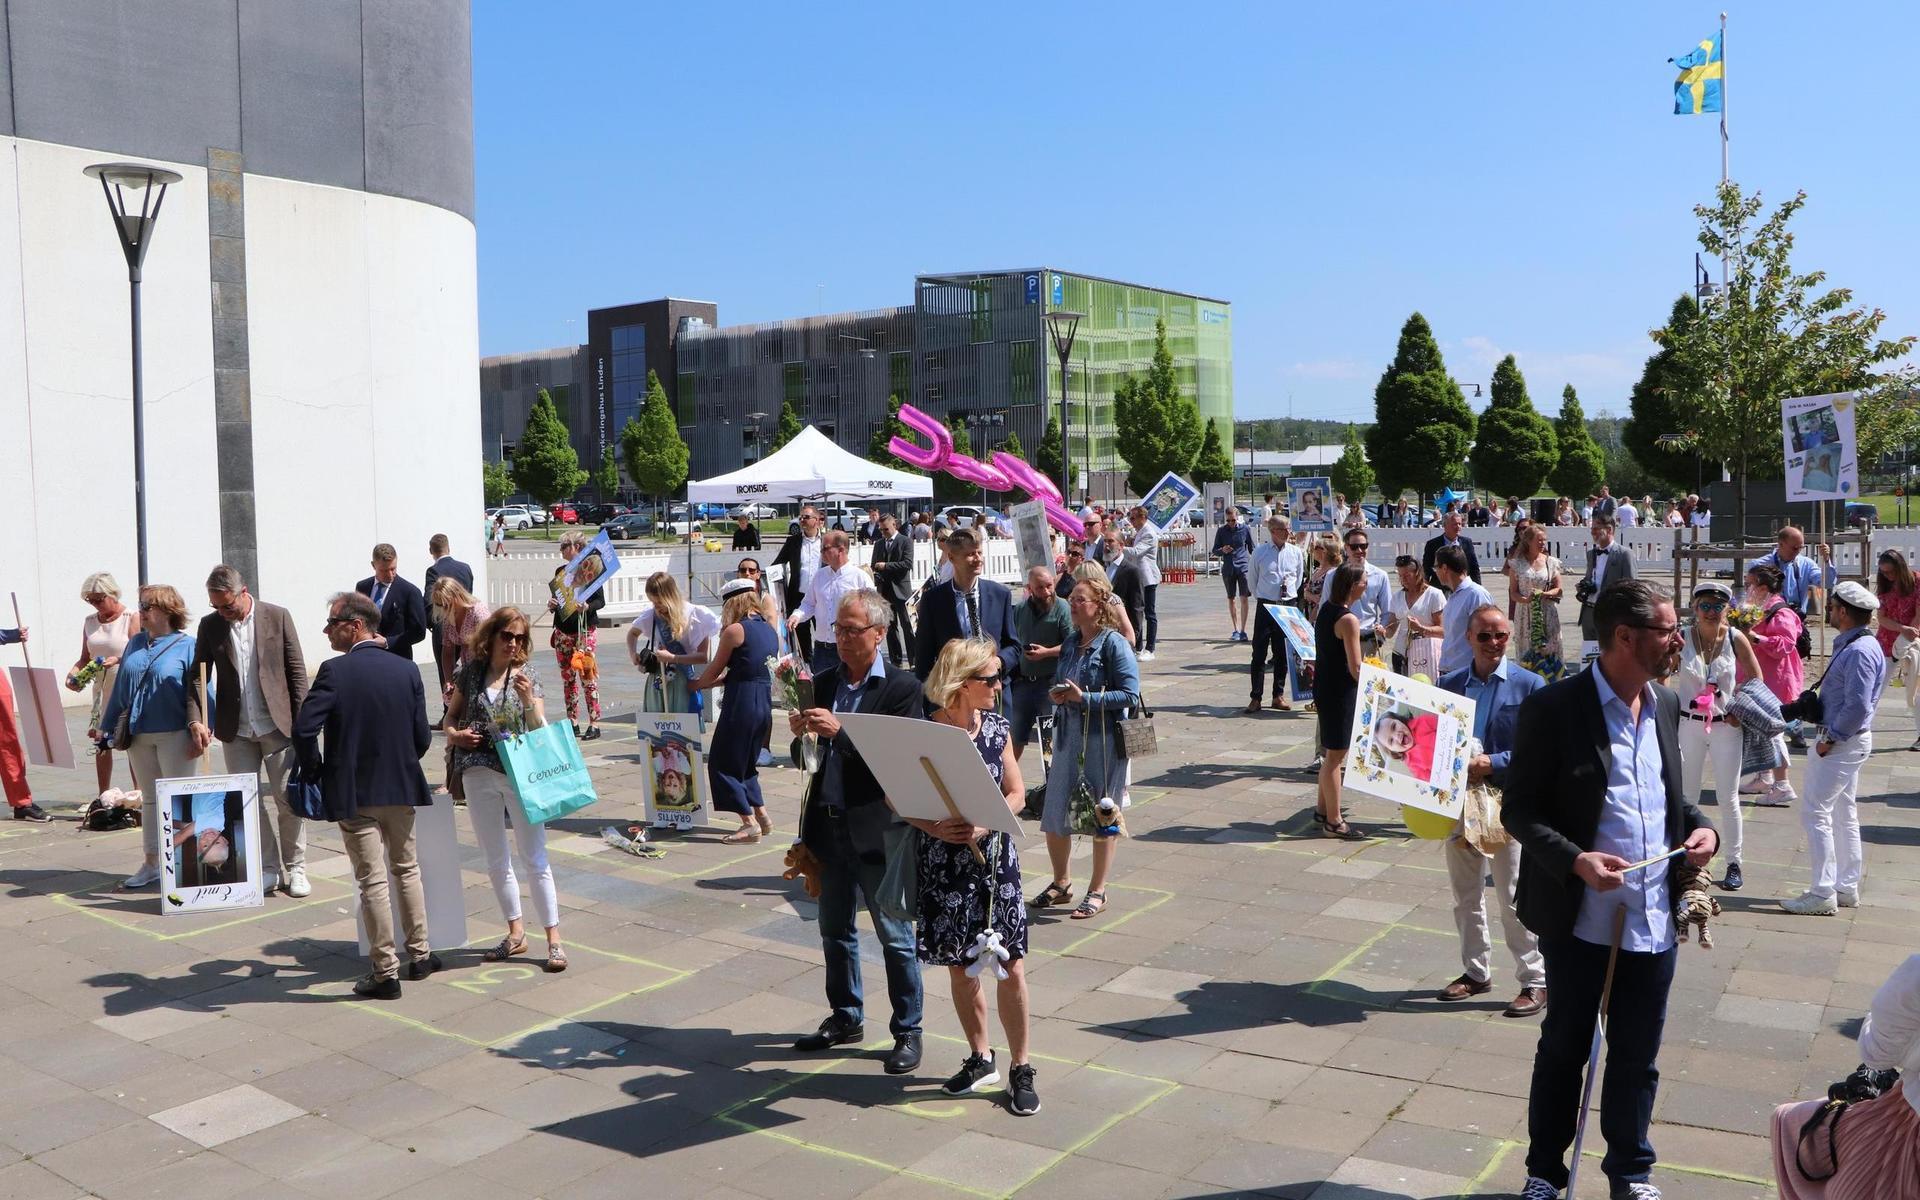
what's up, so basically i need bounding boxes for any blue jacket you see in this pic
[913,577,1021,680]
[99,631,197,736]
[1437,659,1546,788]
[292,640,432,821]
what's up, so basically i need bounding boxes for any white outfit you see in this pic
[130,731,200,861]
[1671,627,1745,866]
[461,768,559,930]
[1391,585,1446,680]
[1446,834,1544,988]
[795,562,869,639]
[1860,954,1920,1118]
[1616,502,1638,527]
[1802,731,1870,900]
[1125,524,1162,587]
[628,604,722,660]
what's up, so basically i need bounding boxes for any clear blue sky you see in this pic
[474,2,1915,424]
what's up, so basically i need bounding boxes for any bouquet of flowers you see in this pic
[66,656,106,692]
[772,655,820,771]
[1727,603,1767,632]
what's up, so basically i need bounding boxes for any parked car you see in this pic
[729,503,778,520]
[549,502,580,525]
[492,505,536,531]
[602,511,655,538]
[581,503,629,525]
[1844,502,1876,529]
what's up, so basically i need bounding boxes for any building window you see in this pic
[676,372,696,426]
[888,351,911,404]
[970,283,993,343]
[1010,340,1036,404]
[783,362,806,409]
[610,323,647,440]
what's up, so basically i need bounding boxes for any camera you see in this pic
[1574,578,1597,605]
[1828,1064,1899,1104]
[635,648,661,674]
[1780,688,1823,726]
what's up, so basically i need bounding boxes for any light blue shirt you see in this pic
[1250,541,1304,602]
[1320,560,1393,636]
[1820,626,1889,743]
[1575,665,1674,953]
[952,580,983,638]
[1754,550,1835,611]
[1464,658,1506,766]
[1438,579,1493,676]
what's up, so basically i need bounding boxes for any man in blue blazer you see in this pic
[293,591,436,1000]
[1435,602,1548,1018]
[912,530,1019,682]
[356,543,429,661]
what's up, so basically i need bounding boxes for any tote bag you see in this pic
[498,720,598,825]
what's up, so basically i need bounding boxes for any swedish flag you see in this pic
[1671,31,1723,114]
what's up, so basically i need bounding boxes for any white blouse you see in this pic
[1860,953,1920,1116]
[629,604,721,659]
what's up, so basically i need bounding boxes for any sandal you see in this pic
[1319,816,1366,841]
[1069,892,1107,920]
[754,812,774,835]
[484,934,528,962]
[1029,881,1074,909]
[545,945,568,973]
[721,826,761,845]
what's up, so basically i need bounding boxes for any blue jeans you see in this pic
[809,641,841,678]
[815,811,923,1038]
[1525,935,1676,1189]
[1008,676,1052,748]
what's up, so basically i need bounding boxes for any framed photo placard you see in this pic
[1343,664,1475,820]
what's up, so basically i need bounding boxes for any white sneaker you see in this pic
[1837,888,1859,908]
[1781,891,1838,916]
[263,870,281,894]
[1138,650,1155,662]
[285,867,311,898]
[122,862,161,889]
[1738,776,1771,794]
[1756,783,1796,807]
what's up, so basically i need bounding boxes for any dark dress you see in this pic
[916,711,1029,965]
[707,614,776,814]
[1314,599,1358,750]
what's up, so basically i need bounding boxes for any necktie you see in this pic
[965,590,981,638]
[373,582,387,608]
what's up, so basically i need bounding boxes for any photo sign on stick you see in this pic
[8,666,73,768]
[1343,664,1475,820]
[1139,471,1200,534]
[638,712,710,830]
[1781,391,1858,502]
[156,772,264,915]
[835,714,1023,837]
[1262,603,1316,663]
[1287,476,1334,532]
[1011,499,1051,574]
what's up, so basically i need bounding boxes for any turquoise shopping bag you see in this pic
[498,720,599,825]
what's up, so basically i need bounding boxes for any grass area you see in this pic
[1861,493,1916,524]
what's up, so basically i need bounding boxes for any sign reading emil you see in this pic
[1781,391,1858,501]
[156,772,263,915]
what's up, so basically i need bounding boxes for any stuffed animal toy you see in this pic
[964,929,1010,980]
[782,842,823,899]
[1674,859,1721,949]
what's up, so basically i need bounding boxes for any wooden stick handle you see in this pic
[9,592,55,765]
[920,755,986,865]
[8,592,29,668]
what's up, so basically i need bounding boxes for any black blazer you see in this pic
[291,641,432,822]
[423,555,474,605]
[869,530,915,602]
[1105,559,1146,638]
[771,531,813,608]
[798,661,922,863]
[1577,543,1636,640]
[913,578,1021,680]
[1421,534,1483,588]
[731,524,762,551]
[1501,668,1713,941]
[355,574,429,659]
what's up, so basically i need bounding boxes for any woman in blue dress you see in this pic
[692,579,777,843]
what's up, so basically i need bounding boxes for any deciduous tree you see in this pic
[622,370,689,510]
[1328,426,1374,502]
[1114,319,1204,495]
[772,397,803,451]
[1192,418,1234,485]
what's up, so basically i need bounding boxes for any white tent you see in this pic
[687,425,932,504]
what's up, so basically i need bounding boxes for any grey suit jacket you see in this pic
[185,600,310,741]
[1576,544,1636,641]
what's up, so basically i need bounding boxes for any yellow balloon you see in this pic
[1401,804,1455,840]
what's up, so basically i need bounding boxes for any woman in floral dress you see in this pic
[908,637,1038,1116]
[1508,524,1565,677]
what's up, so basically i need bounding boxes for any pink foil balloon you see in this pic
[887,404,952,471]
[1041,497,1085,540]
[944,452,1013,492]
[991,452,1063,504]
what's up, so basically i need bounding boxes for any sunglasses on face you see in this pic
[1695,600,1728,613]
[1475,630,1510,643]
[739,566,761,575]
[497,631,531,646]
[324,615,355,627]
[969,672,1002,685]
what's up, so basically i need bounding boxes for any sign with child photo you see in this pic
[1343,664,1475,819]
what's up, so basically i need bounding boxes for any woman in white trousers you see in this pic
[1668,582,1763,891]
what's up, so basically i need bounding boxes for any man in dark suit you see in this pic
[773,505,824,665]
[293,591,438,1000]
[1100,530,1147,647]
[1577,513,1635,646]
[1436,605,1547,1017]
[868,512,916,665]
[1421,511,1482,589]
[1502,579,1717,1199]
[913,529,1020,681]
[422,534,473,724]
[789,589,924,1074]
[186,565,312,897]
[356,543,428,661]
[857,507,883,546]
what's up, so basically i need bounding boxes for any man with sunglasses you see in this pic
[773,506,826,664]
[791,530,868,676]
[1436,605,1547,1017]
[293,592,437,1000]
[1504,579,1717,1200]
[869,512,916,665]
[1319,527,1396,660]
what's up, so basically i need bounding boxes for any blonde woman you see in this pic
[546,534,604,739]
[912,637,1037,1114]
[431,577,490,696]
[1069,563,1134,645]
[445,607,567,971]
[626,572,720,727]
[100,585,201,888]
[1508,524,1565,672]
[70,572,136,796]
[691,579,778,842]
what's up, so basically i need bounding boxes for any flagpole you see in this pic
[1719,11,1730,296]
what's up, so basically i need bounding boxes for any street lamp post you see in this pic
[745,411,768,464]
[85,162,182,587]
[1046,310,1084,504]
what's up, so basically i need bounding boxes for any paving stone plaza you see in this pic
[3,576,1916,1200]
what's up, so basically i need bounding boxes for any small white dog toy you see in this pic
[964,929,1010,980]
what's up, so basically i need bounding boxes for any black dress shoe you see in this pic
[353,974,401,1000]
[884,1031,923,1075]
[405,953,444,981]
[793,1016,863,1052]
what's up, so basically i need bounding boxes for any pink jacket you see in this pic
[1748,605,1804,702]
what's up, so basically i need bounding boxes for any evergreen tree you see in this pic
[1192,418,1234,485]
[936,417,974,505]
[1547,385,1606,499]
[512,389,587,507]
[1000,427,1026,461]
[482,460,514,508]
[865,395,921,474]
[1034,412,1064,485]
[1469,355,1559,499]
[1623,295,1708,493]
[1329,426,1374,502]
[1114,318,1205,495]
[772,397,803,451]
[622,370,689,509]
[1364,313,1474,500]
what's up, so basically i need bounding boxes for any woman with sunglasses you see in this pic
[1874,550,1920,750]
[101,585,202,887]
[69,572,135,798]
[691,579,779,843]
[445,606,567,972]
[911,636,1038,1113]
[1666,581,1764,890]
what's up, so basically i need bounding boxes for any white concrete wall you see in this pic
[0,136,481,707]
